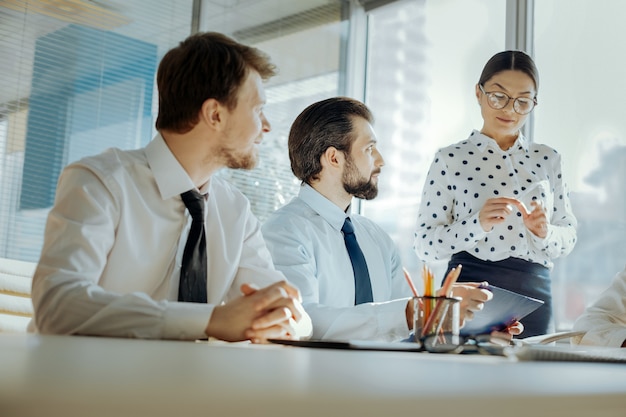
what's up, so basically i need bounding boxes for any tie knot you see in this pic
[181,190,205,221]
[342,217,355,235]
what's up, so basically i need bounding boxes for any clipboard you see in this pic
[460,284,544,336]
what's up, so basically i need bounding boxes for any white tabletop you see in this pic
[1,333,626,417]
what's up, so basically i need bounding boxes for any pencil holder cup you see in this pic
[413,296,462,353]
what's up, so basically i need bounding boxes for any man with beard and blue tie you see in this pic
[262,97,513,342]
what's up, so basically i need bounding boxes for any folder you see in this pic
[461,284,544,336]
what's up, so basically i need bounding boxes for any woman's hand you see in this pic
[521,200,549,238]
[480,197,549,238]
[478,197,519,231]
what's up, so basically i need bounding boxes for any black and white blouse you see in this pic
[414,130,577,269]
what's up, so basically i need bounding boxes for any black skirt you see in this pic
[445,251,553,338]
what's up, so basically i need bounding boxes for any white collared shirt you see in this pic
[262,184,411,341]
[31,133,285,340]
[414,130,577,269]
[573,266,626,347]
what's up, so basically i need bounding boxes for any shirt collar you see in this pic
[468,129,529,154]
[298,183,351,232]
[145,133,200,200]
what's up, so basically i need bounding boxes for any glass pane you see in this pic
[363,0,506,284]
[535,0,626,329]
[0,0,343,262]
[0,0,193,261]
[211,1,343,223]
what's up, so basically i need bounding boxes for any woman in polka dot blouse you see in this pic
[414,50,577,337]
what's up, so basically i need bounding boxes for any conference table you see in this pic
[1,333,626,417]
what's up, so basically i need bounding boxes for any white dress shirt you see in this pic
[573,266,626,347]
[262,184,411,341]
[414,130,577,269]
[30,133,285,340]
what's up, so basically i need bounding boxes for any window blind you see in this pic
[0,0,193,261]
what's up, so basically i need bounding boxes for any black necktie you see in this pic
[178,190,207,303]
[341,217,373,305]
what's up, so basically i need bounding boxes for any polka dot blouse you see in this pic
[414,130,577,269]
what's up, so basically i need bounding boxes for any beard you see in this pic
[221,146,259,170]
[342,156,379,200]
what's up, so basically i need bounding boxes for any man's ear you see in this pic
[321,146,344,170]
[200,98,223,130]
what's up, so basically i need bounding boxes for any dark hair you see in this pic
[288,97,373,184]
[478,50,539,92]
[155,32,276,133]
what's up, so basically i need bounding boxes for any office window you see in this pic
[534,0,626,328]
[0,0,344,262]
[206,0,344,222]
[363,0,506,282]
[0,0,193,261]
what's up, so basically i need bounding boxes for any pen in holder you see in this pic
[414,296,462,353]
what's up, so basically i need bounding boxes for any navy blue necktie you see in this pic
[178,190,207,303]
[341,217,373,304]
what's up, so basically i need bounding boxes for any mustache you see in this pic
[371,169,382,176]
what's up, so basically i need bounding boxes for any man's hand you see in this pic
[490,321,524,344]
[447,283,493,326]
[205,281,309,343]
[405,297,416,330]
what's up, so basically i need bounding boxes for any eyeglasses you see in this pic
[417,332,522,355]
[479,84,537,115]
[456,334,523,356]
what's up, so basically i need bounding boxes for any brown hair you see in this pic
[155,32,276,133]
[288,97,373,184]
[478,50,539,92]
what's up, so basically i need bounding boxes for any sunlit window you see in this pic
[534,0,626,329]
[363,0,506,284]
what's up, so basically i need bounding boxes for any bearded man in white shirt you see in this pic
[262,97,515,341]
[30,32,311,342]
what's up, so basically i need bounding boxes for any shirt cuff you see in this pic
[162,302,213,340]
[374,297,413,341]
[578,328,626,348]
